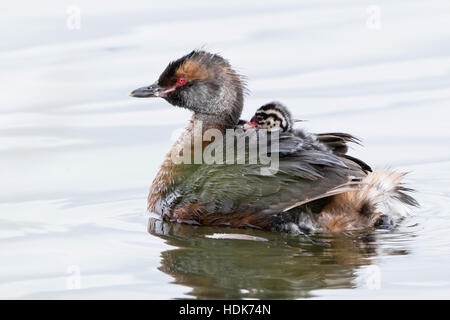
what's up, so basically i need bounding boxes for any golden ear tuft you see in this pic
[176,60,208,81]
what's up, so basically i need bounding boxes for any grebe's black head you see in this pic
[130,50,245,127]
[245,102,294,132]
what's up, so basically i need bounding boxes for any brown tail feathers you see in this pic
[315,170,419,232]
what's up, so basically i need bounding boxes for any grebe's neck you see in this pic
[188,73,244,132]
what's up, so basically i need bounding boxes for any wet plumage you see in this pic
[131,50,418,233]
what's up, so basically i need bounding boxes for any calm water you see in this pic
[1,0,450,299]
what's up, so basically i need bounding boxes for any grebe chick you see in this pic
[244,102,372,172]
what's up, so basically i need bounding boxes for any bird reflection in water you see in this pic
[147,217,406,299]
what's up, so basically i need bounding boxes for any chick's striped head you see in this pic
[245,102,294,132]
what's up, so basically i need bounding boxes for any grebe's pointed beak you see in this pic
[130,84,165,98]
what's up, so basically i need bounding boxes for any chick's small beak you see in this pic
[130,84,165,98]
[243,120,258,131]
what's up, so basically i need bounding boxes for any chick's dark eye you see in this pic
[256,115,264,122]
[177,77,186,86]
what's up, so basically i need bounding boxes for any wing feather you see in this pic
[160,130,367,222]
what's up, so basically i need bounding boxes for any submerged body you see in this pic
[131,50,418,233]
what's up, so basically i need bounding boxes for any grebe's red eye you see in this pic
[177,77,186,86]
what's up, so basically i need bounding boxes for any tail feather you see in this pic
[364,170,419,218]
[314,169,419,232]
[394,185,420,207]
